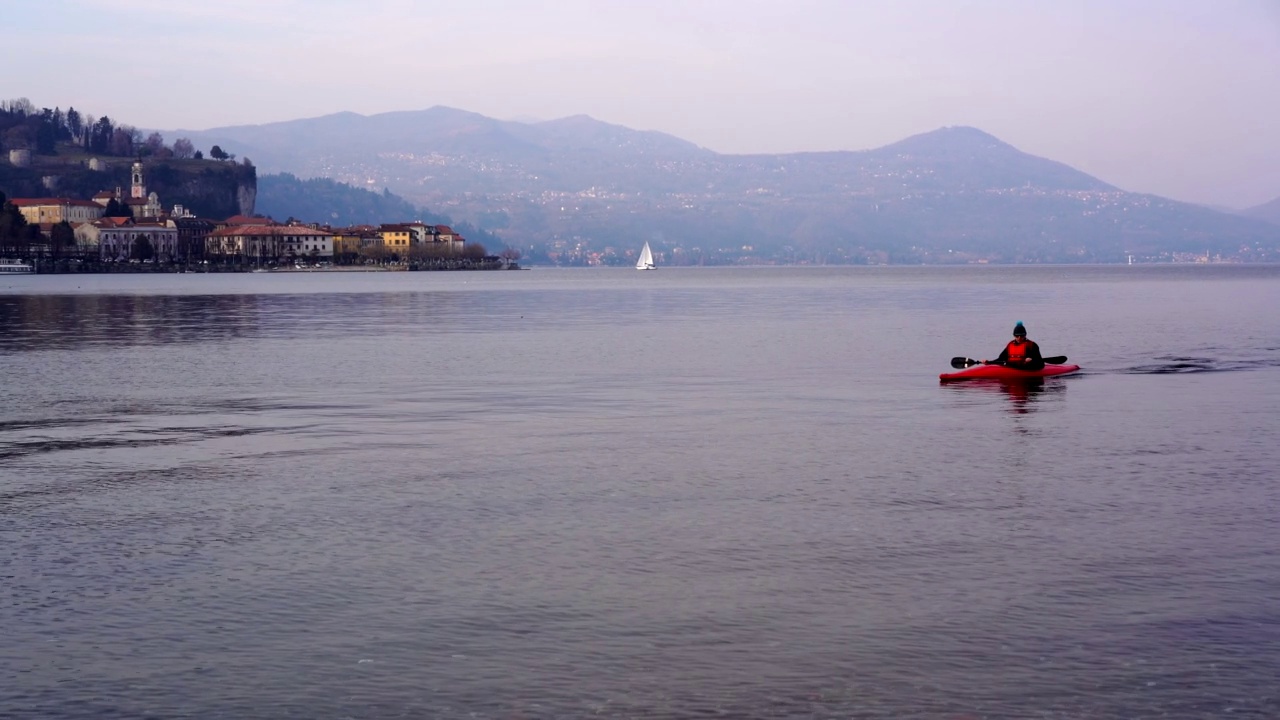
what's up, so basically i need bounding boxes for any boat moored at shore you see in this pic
[0,259,34,274]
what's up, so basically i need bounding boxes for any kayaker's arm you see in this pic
[1025,341,1044,363]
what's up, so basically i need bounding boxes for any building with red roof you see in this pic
[74,217,178,261]
[9,198,105,225]
[206,224,333,262]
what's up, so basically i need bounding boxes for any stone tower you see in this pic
[131,161,146,199]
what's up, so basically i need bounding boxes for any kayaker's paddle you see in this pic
[950,355,1068,369]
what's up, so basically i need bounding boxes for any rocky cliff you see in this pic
[0,155,255,219]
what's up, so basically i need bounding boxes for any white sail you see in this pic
[636,241,656,270]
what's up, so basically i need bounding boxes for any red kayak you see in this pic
[939,362,1081,382]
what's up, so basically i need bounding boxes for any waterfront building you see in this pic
[206,224,334,263]
[172,216,218,262]
[10,198,106,225]
[377,222,466,253]
[378,224,412,254]
[329,228,380,259]
[74,217,179,260]
[432,224,465,253]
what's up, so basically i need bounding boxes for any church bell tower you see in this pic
[131,161,146,199]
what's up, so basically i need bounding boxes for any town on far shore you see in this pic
[0,160,520,273]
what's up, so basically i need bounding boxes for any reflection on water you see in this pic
[941,377,1069,414]
[0,292,503,352]
[5,268,1280,719]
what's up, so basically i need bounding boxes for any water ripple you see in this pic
[4,268,1280,719]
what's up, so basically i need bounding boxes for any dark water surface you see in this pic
[3,266,1279,719]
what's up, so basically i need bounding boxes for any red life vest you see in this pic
[1005,339,1029,362]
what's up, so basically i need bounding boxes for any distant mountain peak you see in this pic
[416,105,490,119]
[1241,195,1280,225]
[855,125,1115,193]
[935,125,1004,140]
[544,113,596,123]
[154,105,1280,263]
[883,126,1017,156]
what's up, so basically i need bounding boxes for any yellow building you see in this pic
[378,224,412,252]
[330,232,363,257]
[11,198,105,225]
[328,227,383,258]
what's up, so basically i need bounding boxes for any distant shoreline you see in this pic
[18,260,520,274]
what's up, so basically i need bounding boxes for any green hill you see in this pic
[256,173,420,225]
[256,172,505,249]
[1,146,255,219]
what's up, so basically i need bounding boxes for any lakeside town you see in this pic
[0,160,518,273]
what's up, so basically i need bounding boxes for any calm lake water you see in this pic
[3,266,1279,719]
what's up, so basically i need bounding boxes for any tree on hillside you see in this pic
[255,172,423,227]
[143,132,166,156]
[80,113,96,149]
[90,116,114,153]
[3,124,34,150]
[34,109,57,153]
[209,145,228,161]
[172,137,195,159]
[108,127,134,156]
[0,98,35,116]
[52,108,70,141]
[193,149,203,160]
[66,107,83,142]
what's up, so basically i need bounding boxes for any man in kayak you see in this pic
[986,321,1044,370]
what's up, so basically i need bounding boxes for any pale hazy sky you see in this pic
[6,0,1279,207]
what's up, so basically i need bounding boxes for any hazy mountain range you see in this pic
[1241,196,1280,226]
[168,107,1280,263]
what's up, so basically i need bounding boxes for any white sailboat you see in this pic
[636,241,656,270]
